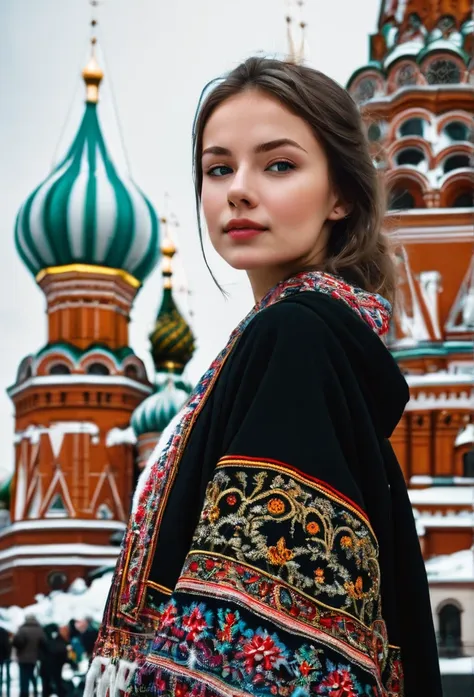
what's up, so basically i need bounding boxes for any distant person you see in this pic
[39,623,68,697]
[12,614,45,697]
[78,618,98,658]
[0,626,12,697]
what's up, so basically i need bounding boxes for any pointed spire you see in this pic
[149,213,195,375]
[160,217,176,291]
[82,2,104,103]
[285,0,307,64]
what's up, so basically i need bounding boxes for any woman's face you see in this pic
[201,90,348,284]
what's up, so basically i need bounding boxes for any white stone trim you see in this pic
[0,519,125,539]
[0,555,119,575]
[7,374,153,397]
[0,543,119,563]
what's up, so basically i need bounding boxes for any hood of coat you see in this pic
[287,285,409,439]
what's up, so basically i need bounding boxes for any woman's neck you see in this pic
[246,269,285,303]
[247,265,306,303]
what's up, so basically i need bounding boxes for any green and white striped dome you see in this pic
[15,53,160,283]
[131,374,190,436]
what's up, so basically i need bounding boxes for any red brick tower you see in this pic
[0,37,159,606]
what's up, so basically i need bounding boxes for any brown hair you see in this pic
[192,56,396,305]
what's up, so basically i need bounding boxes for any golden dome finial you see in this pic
[160,216,176,290]
[82,2,104,103]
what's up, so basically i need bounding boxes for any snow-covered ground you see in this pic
[0,574,113,696]
[0,572,112,633]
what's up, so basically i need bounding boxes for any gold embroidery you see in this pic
[306,521,320,535]
[192,459,381,625]
[267,498,286,515]
[268,537,294,565]
[314,568,325,584]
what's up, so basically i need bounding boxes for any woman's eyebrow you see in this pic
[202,138,307,158]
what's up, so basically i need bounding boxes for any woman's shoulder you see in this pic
[246,294,331,342]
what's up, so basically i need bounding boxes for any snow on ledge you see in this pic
[106,426,136,447]
[413,511,474,528]
[409,487,474,506]
[426,549,474,583]
[439,657,474,675]
[405,373,473,387]
[411,476,474,486]
[456,423,474,447]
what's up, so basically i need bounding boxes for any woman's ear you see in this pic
[327,199,353,221]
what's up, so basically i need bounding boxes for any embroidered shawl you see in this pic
[86,271,442,697]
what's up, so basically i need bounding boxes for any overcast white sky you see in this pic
[0,0,380,477]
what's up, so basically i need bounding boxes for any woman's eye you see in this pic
[207,165,233,177]
[266,161,296,173]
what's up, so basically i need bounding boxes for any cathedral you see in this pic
[0,28,194,606]
[0,0,473,682]
[345,0,474,664]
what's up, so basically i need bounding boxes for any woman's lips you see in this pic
[227,228,267,241]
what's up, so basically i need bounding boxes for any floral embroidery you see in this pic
[132,596,403,697]
[268,537,295,565]
[268,498,286,515]
[319,667,358,696]
[179,553,380,662]
[314,568,325,584]
[306,521,320,535]
[192,458,381,625]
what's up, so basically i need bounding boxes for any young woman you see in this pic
[86,58,442,697]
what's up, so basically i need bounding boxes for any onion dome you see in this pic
[0,474,12,510]
[149,228,195,375]
[15,40,160,284]
[131,374,189,436]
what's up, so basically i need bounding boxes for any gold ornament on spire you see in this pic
[82,3,104,103]
[160,217,176,290]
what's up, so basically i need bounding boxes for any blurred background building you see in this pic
[346,0,474,687]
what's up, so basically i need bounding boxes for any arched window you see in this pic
[97,503,114,520]
[86,362,110,376]
[125,364,139,379]
[49,363,71,375]
[425,59,461,85]
[443,154,470,173]
[444,121,470,142]
[438,603,462,657]
[396,149,425,166]
[354,77,377,104]
[395,63,418,87]
[453,192,473,207]
[388,189,416,210]
[399,118,424,138]
[368,122,383,142]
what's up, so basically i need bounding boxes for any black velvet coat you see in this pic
[91,282,442,697]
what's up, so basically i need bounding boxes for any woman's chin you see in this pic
[222,248,283,271]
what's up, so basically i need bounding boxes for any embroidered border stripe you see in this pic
[176,576,384,685]
[185,549,383,634]
[217,455,375,537]
[145,655,255,697]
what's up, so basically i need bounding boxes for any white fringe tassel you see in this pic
[83,656,138,697]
